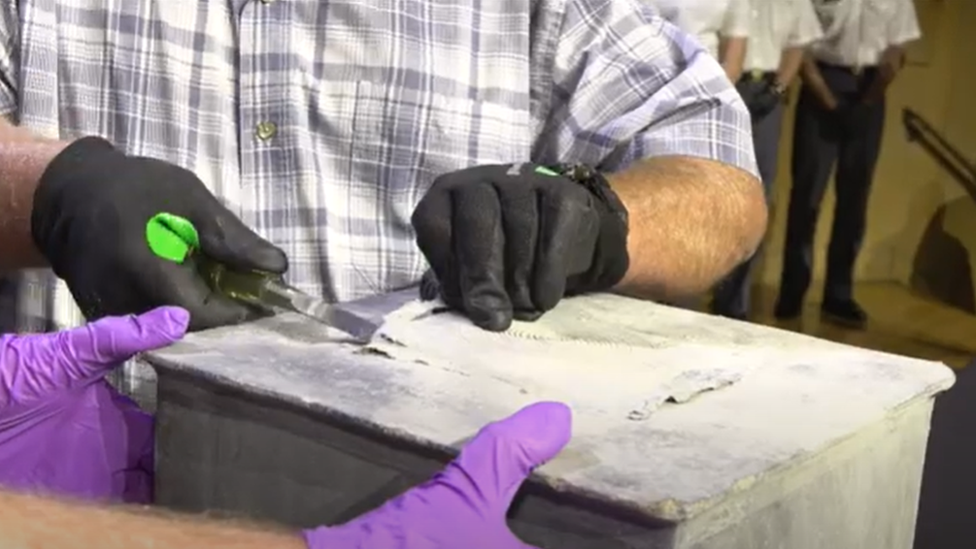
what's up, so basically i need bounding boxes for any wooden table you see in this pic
[146,291,954,549]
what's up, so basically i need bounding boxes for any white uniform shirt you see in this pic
[646,0,751,60]
[809,0,921,67]
[744,0,824,71]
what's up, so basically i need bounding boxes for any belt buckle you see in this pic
[750,69,765,81]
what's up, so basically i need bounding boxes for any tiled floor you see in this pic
[748,282,976,370]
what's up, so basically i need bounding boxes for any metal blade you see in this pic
[269,284,379,343]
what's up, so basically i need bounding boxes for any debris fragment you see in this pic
[627,369,742,420]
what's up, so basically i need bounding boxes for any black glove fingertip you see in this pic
[471,307,513,332]
[245,244,289,274]
[513,309,544,322]
[196,218,289,275]
[464,287,514,331]
[419,270,441,301]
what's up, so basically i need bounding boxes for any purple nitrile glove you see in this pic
[303,401,572,549]
[0,306,189,503]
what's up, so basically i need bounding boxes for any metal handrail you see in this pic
[902,108,976,201]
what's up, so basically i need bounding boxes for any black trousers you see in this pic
[712,73,783,318]
[779,63,886,305]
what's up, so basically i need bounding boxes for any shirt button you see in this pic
[255,121,277,141]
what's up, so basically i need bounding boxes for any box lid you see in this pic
[147,291,955,523]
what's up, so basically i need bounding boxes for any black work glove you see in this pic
[31,137,288,331]
[411,163,629,331]
[746,84,782,120]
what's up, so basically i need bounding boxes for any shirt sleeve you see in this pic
[788,0,824,47]
[532,0,758,179]
[721,0,751,38]
[0,3,17,120]
[887,0,921,47]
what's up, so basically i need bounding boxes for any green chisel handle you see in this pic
[193,255,295,310]
[145,212,289,310]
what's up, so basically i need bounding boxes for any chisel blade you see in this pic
[271,285,379,343]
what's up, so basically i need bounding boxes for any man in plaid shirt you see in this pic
[0,0,767,404]
[0,0,766,542]
[0,0,765,412]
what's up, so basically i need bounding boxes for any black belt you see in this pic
[816,61,877,76]
[739,70,775,83]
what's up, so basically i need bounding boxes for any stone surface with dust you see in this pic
[147,291,955,522]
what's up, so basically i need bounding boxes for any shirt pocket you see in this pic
[303,79,531,295]
[344,80,530,220]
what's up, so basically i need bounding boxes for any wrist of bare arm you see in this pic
[798,57,835,108]
[719,36,747,83]
[775,46,805,89]
[807,78,837,108]
[876,46,905,85]
[0,118,70,270]
[861,54,901,104]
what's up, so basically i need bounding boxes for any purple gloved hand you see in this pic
[303,401,572,549]
[0,306,189,503]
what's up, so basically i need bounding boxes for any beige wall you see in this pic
[754,0,973,306]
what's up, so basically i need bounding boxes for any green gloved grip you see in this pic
[145,213,279,308]
[146,212,200,263]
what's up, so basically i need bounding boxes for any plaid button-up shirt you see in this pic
[0,0,755,405]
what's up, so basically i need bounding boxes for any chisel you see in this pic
[145,212,375,342]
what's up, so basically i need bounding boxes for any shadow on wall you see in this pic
[909,198,975,314]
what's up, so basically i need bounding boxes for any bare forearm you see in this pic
[776,46,806,87]
[880,45,906,82]
[0,489,305,549]
[799,54,836,108]
[864,46,906,102]
[609,156,767,300]
[0,118,68,271]
[719,37,747,82]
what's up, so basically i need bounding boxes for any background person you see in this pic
[712,0,824,321]
[775,0,920,328]
[646,0,752,82]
